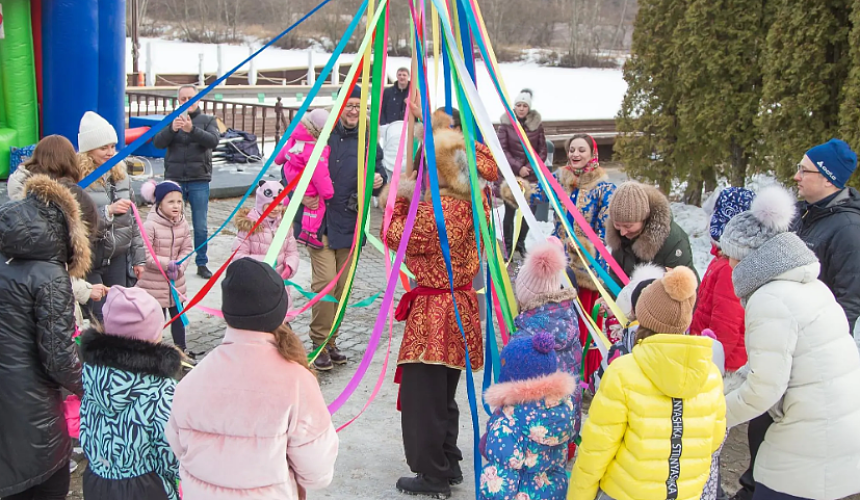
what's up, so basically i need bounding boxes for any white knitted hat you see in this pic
[78,111,118,153]
[514,88,533,108]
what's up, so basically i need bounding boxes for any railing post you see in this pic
[275,97,284,145]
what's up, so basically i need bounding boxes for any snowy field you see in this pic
[128,38,626,121]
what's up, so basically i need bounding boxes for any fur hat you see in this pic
[720,185,796,261]
[103,286,164,343]
[433,129,497,196]
[515,241,567,307]
[255,180,285,214]
[499,332,557,383]
[707,187,756,243]
[616,263,666,320]
[636,266,698,334]
[610,182,652,223]
[514,88,533,108]
[78,111,118,153]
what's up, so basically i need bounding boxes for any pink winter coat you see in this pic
[231,207,299,285]
[137,208,193,308]
[275,122,334,200]
[166,327,339,500]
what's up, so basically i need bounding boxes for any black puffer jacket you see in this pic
[153,108,221,183]
[321,121,388,250]
[0,175,90,497]
[792,188,860,328]
[380,84,409,126]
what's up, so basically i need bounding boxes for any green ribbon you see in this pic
[284,280,382,307]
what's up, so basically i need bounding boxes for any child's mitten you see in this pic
[167,261,180,280]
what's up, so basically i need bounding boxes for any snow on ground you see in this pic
[129,38,626,121]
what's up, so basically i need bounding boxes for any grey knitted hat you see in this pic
[720,185,797,261]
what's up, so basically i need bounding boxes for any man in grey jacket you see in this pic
[153,85,221,279]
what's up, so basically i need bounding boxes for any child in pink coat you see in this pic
[138,180,193,353]
[232,180,299,309]
[166,258,339,500]
[275,108,334,249]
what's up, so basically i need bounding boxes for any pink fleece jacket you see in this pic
[276,122,334,200]
[166,328,339,500]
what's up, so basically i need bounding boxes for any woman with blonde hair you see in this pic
[78,111,146,321]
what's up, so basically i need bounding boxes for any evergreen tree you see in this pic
[615,0,688,194]
[759,0,851,182]
[839,0,860,188]
[674,0,769,189]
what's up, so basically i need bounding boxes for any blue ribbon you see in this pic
[80,0,337,189]
[412,21,483,498]
[449,0,621,296]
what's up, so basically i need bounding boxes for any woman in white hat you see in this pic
[78,111,146,322]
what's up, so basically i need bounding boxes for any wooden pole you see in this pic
[405,12,419,177]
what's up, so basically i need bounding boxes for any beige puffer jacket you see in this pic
[136,208,193,308]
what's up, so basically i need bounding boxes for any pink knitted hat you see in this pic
[102,286,164,343]
[255,180,285,214]
[515,240,568,307]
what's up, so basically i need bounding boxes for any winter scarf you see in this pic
[732,232,818,303]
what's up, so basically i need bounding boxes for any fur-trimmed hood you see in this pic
[485,371,576,408]
[499,110,542,133]
[0,174,92,278]
[605,184,673,262]
[556,165,609,195]
[79,328,182,379]
[519,287,578,312]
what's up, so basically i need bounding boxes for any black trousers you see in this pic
[86,253,130,322]
[400,363,463,479]
[164,305,186,351]
[738,412,775,494]
[3,465,70,500]
[503,204,529,258]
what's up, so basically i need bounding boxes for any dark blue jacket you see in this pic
[322,121,387,250]
[380,84,409,126]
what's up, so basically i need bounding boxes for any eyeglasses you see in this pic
[344,104,362,111]
[796,163,822,177]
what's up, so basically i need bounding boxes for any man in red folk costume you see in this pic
[384,126,498,498]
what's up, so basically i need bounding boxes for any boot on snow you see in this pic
[396,474,451,499]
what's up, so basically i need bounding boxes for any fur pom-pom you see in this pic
[750,185,796,232]
[519,88,533,97]
[396,179,416,200]
[524,241,567,279]
[617,263,666,318]
[140,179,157,204]
[661,266,697,301]
[532,332,555,355]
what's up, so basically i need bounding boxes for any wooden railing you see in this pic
[126,93,302,151]
[127,92,619,157]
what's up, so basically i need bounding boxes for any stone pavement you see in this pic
[171,196,406,367]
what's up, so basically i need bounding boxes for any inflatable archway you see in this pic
[0,0,126,179]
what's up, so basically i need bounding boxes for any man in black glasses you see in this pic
[791,139,860,330]
[303,85,387,371]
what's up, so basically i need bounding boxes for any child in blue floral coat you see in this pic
[512,238,582,452]
[479,332,577,500]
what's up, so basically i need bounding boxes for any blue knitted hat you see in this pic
[154,181,182,206]
[499,332,558,383]
[806,139,858,189]
[710,187,756,242]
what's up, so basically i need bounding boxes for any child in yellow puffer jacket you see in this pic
[568,266,726,500]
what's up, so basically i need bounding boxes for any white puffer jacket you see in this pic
[726,262,860,500]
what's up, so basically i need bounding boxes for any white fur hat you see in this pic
[78,111,118,153]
